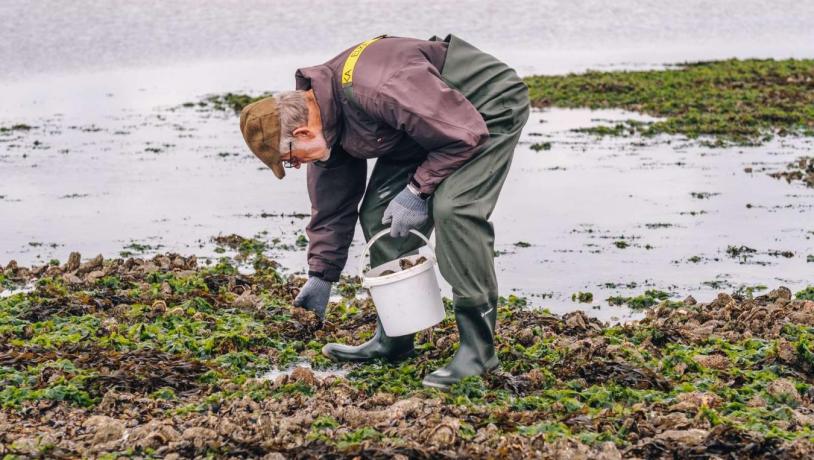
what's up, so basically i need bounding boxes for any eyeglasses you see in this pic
[282,141,295,168]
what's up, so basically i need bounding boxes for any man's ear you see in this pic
[292,126,315,139]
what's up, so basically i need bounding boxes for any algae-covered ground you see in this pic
[524,59,814,147]
[2,252,814,459]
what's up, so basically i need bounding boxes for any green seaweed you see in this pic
[524,59,814,145]
[796,286,814,301]
[3,252,814,457]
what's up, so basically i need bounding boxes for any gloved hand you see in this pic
[382,186,429,238]
[293,277,332,319]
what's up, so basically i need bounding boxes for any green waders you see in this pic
[323,35,530,389]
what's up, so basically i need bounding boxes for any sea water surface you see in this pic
[1,1,813,320]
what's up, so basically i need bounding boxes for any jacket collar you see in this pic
[294,65,342,148]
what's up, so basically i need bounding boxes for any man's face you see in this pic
[281,126,331,169]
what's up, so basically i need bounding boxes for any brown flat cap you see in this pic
[239,97,285,179]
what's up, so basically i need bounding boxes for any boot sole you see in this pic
[421,361,500,391]
[421,378,453,391]
[321,345,415,363]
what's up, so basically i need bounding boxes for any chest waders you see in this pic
[322,35,418,364]
[321,35,531,390]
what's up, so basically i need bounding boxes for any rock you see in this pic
[101,317,119,334]
[182,427,220,451]
[789,309,814,326]
[655,428,708,445]
[171,256,186,269]
[768,378,802,405]
[792,410,814,427]
[83,415,125,445]
[85,270,106,283]
[11,436,41,456]
[77,254,103,275]
[692,353,730,370]
[290,366,317,386]
[366,392,396,407]
[234,290,260,308]
[747,395,768,407]
[681,320,718,342]
[767,286,792,301]
[563,311,600,332]
[715,292,734,305]
[595,441,622,460]
[142,261,159,273]
[155,255,172,270]
[64,252,81,272]
[683,295,697,305]
[425,418,459,447]
[776,339,797,363]
[783,437,814,458]
[63,273,83,284]
[669,392,721,412]
[129,421,181,449]
[152,300,167,313]
[651,412,692,430]
[525,367,548,386]
[541,438,593,459]
[262,454,287,460]
[516,328,535,346]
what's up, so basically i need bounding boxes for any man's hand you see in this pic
[293,277,332,319]
[382,186,429,238]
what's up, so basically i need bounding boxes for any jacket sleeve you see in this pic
[369,62,489,195]
[305,146,367,282]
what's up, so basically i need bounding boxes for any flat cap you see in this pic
[239,97,285,179]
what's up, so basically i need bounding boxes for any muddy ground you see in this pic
[2,253,814,458]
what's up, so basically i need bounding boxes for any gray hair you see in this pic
[276,90,309,152]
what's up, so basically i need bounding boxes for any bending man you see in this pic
[239,34,529,389]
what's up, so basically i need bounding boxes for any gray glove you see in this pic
[382,186,429,238]
[293,276,332,319]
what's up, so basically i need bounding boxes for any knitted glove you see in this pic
[382,186,429,238]
[293,276,332,319]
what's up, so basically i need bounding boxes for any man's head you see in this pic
[239,89,330,179]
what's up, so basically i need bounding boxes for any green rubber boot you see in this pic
[322,318,415,362]
[422,303,499,390]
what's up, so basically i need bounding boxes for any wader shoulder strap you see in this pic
[341,35,386,110]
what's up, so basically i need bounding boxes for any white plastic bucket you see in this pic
[358,228,446,337]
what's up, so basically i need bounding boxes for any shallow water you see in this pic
[1,1,813,321]
[261,362,349,381]
[2,102,812,321]
[2,0,813,83]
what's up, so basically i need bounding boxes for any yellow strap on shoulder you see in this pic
[341,35,385,87]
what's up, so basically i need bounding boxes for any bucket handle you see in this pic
[357,228,436,279]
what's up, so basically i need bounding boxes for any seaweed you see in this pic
[524,59,814,146]
[1,254,814,458]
